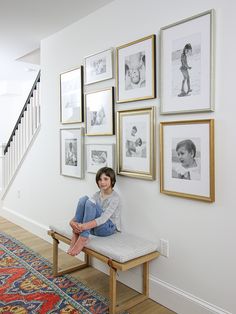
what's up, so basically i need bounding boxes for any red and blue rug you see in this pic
[0,231,124,314]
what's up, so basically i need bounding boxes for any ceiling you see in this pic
[0,0,114,82]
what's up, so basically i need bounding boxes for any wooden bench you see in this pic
[48,227,160,314]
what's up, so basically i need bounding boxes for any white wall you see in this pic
[1,1,236,313]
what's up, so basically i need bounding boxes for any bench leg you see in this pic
[51,235,89,277]
[109,267,117,314]
[143,261,149,297]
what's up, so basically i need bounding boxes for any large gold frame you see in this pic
[116,34,156,103]
[160,119,215,202]
[117,107,155,180]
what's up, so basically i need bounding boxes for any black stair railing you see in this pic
[4,71,41,155]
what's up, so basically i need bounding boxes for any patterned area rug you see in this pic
[0,231,124,314]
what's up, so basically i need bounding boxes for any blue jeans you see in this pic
[74,195,116,238]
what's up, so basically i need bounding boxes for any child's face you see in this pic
[98,173,112,192]
[177,146,194,168]
[131,128,137,136]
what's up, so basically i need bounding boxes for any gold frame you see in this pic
[116,34,156,103]
[160,9,215,114]
[160,119,215,202]
[60,66,84,124]
[85,87,114,136]
[117,107,155,180]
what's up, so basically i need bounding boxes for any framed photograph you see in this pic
[160,119,215,202]
[84,48,113,85]
[117,107,155,180]
[160,9,215,114]
[116,34,156,103]
[85,87,114,136]
[60,128,84,178]
[60,66,83,123]
[86,144,114,173]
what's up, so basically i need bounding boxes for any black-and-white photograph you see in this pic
[117,107,155,180]
[172,138,201,180]
[90,106,106,126]
[160,10,214,114]
[85,88,114,136]
[84,48,113,85]
[60,67,83,123]
[91,150,107,165]
[116,34,156,103]
[86,144,114,173]
[125,124,146,158]
[160,119,215,202]
[172,34,201,98]
[125,51,146,90]
[60,128,83,178]
[65,139,77,166]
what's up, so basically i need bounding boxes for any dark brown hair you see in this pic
[96,167,116,188]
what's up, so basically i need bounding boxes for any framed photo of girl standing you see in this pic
[160,9,215,114]
[160,119,215,202]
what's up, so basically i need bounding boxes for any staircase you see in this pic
[1,72,41,197]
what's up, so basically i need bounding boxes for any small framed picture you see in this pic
[117,107,155,180]
[160,9,215,114]
[86,144,114,173]
[60,66,83,123]
[60,128,84,178]
[84,48,113,85]
[160,119,215,202]
[85,87,114,136]
[116,35,156,103]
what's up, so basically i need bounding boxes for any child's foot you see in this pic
[67,232,79,254]
[178,91,186,97]
[69,236,89,256]
[187,89,192,93]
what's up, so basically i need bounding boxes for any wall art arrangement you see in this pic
[160,9,215,114]
[58,8,216,201]
[60,66,83,123]
[60,128,84,178]
[160,119,215,202]
[85,87,114,136]
[116,34,156,103]
[86,144,114,173]
[84,48,113,85]
[117,107,155,180]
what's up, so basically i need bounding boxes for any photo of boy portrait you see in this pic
[172,138,201,180]
[125,51,146,90]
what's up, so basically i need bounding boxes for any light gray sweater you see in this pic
[92,190,121,231]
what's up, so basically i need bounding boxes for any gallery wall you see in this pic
[1,0,236,313]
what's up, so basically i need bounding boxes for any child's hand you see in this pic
[70,220,83,233]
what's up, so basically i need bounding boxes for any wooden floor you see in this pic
[0,216,175,314]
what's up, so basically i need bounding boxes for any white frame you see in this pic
[117,107,155,180]
[160,9,215,114]
[85,87,114,136]
[60,66,83,123]
[60,128,84,178]
[116,35,156,103]
[84,48,113,85]
[160,119,215,202]
[86,144,114,173]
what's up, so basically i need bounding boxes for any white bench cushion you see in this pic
[49,224,158,263]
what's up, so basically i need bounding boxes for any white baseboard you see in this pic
[0,206,231,314]
[150,276,232,314]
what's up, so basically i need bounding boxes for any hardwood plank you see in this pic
[0,216,175,314]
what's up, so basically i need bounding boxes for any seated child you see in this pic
[67,167,121,256]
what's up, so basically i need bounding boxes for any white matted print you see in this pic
[116,35,156,103]
[84,48,113,85]
[160,120,215,202]
[60,66,83,123]
[86,144,114,173]
[60,128,84,178]
[85,87,114,136]
[117,107,155,180]
[160,10,215,114]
